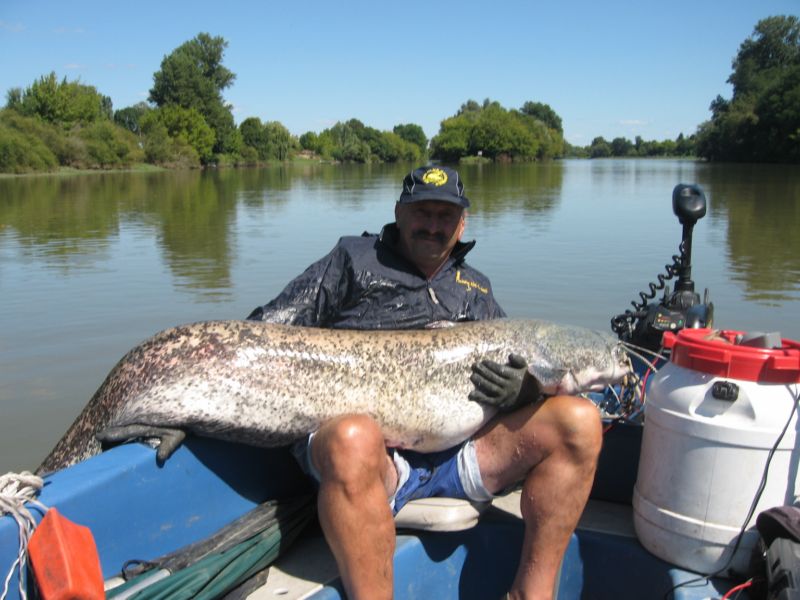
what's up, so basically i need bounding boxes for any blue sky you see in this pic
[1,0,797,145]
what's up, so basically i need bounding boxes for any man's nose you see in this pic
[422,215,446,232]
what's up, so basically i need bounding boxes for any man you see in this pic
[248,166,602,600]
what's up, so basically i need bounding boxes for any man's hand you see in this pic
[468,353,529,411]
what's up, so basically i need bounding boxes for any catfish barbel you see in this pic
[37,318,631,475]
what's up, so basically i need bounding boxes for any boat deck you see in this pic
[250,494,743,600]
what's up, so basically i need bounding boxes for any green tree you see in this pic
[520,101,563,133]
[430,99,564,161]
[729,15,799,97]
[140,106,213,166]
[114,102,151,135]
[753,63,800,161]
[457,99,483,115]
[471,104,537,159]
[240,116,268,158]
[240,117,292,160]
[75,120,142,168]
[158,105,215,162]
[8,72,112,127]
[430,115,472,161]
[674,133,695,156]
[140,116,173,164]
[695,15,800,162]
[149,33,237,155]
[589,136,612,158]
[393,123,427,154]
[299,131,319,151]
[328,121,371,162]
[610,137,635,156]
[263,121,291,160]
[5,88,22,110]
[0,110,58,173]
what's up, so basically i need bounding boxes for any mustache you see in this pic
[410,230,446,244]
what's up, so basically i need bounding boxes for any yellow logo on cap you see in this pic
[422,168,448,186]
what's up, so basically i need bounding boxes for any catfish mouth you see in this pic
[612,345,634,380]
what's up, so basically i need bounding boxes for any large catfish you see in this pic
[37,319,631,474]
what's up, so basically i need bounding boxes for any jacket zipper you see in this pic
[427,284,440,305]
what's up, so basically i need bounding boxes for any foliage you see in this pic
[393,123,428,154]
[114,102,152,135]
[299,119,421,163]
[695,15,800,163]
[429,98,565,161]
[567,133,695,159]
[139,106,214,167]
[149,33,238,155]
[0,112,58,173]
[1,109,67,163]
[520,101,563,133]
[0,107,144,172]
[240,117,292,160]
[588,137,612,158]
[70,121,144,168]
[6,72,112,128]
[139,116,174,165]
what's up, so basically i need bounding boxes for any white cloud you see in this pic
[0,20,25,32]
[619,119,648,127]
[64,63,86,70]
[53,26,85,34]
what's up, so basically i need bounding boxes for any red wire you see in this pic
[720,579,752,600]
[640,366,653,399]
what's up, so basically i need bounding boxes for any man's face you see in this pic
[395,200,466,275]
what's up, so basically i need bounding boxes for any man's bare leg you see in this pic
[474,395,602,600]
[312,414,399,600]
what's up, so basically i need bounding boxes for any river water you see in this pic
[1,159,798,473]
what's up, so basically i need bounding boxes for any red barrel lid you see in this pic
[662,328,800,383]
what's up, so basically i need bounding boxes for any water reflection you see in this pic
[2,171,252,296]
[0,174,120,265]
[696,163,800,303]
[460,162,564,215]
[0,160,797,305]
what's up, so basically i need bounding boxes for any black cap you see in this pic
[398,166,470,208]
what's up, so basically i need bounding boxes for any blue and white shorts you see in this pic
[291,433,494,515]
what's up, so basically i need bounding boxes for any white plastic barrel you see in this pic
[632,328,800,576]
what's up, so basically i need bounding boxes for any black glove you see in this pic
[468,353,529,411]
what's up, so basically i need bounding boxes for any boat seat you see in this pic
[394,497,492,531]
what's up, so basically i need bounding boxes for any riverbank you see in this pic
[0,154,328,178]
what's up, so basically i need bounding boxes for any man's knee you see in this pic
[313,414,387,483]
[545,395,603,461]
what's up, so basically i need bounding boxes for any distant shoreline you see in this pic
[0,155,330,178]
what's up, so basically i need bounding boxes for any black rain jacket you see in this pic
[247,223,506,329]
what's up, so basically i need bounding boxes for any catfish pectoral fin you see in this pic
[96,424,187,464]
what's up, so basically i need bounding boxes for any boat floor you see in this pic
[248,493,743,600]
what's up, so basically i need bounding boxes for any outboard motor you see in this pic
[611,184,714,351]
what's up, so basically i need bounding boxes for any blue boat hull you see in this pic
[1,427,744,599]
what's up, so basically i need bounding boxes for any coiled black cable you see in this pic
[610,239,688,339]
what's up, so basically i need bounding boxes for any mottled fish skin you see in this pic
[37,319,630,474]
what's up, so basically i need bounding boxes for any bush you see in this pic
[1,109,69,164]
[0,122,58,173]
[73,121,143,168]
[12,72,112,127]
